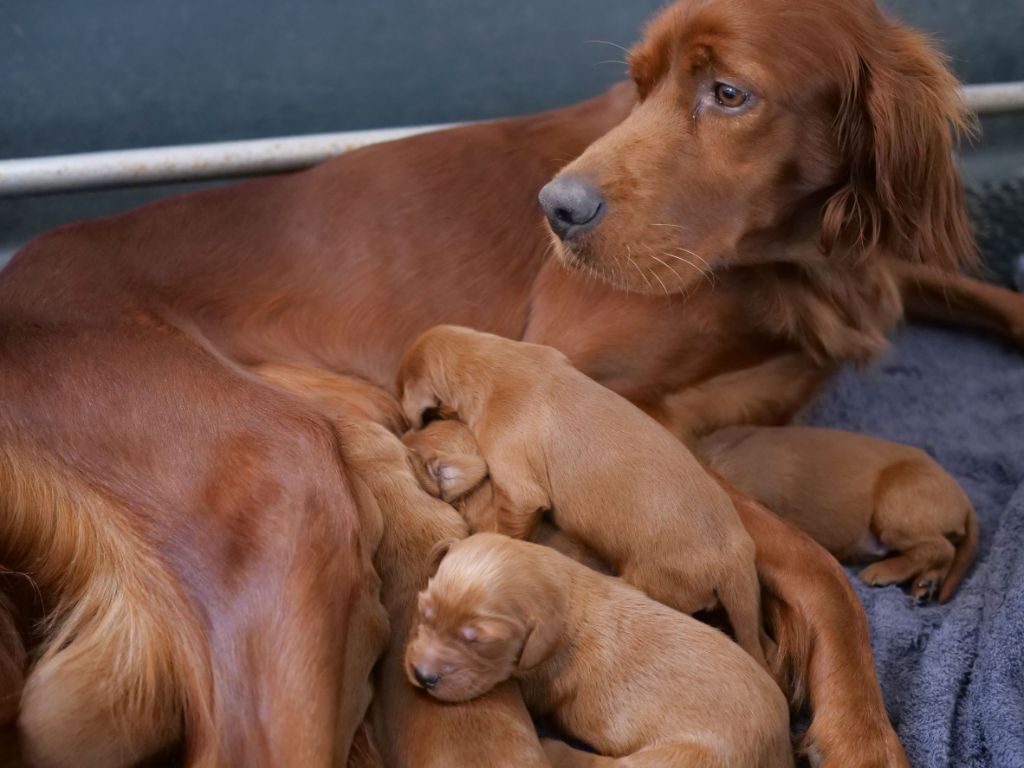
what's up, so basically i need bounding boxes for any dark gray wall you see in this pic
[3,0,1023,257]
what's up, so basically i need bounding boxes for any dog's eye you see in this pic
[713,82,748,109]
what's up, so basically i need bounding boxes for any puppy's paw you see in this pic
[858,561,902,588]
[911,571,943,604]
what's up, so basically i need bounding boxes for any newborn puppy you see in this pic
[403,420,609,573]
[256,365,548,767]
[406,534,794,767]
[398,325,766,665]
[698,426,978,603]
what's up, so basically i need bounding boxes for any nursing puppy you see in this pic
[402,420,609,572]
[398,325,766,665]
[699,426,978,603]
[407,534,793,767]
[256,366,548,768]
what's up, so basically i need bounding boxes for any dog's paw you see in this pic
[858,561,901,588]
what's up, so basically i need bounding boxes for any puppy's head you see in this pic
[404,534,563,702]
[396,325,475,428]
[402,420,489,502]
[397,325,571,428]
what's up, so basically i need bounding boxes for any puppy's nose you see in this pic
[413,666,440,690]
[538,176,606,241]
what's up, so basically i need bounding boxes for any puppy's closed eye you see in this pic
[417,591,437,622]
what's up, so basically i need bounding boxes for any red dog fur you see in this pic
[1,0,1020,763]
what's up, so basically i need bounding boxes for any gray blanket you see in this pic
[804,324,1024,768]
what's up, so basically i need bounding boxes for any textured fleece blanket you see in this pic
[802,323,1024,768]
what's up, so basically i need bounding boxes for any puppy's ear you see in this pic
[822,15,977,272]
[426,538,458,578]
[516,619,559,671]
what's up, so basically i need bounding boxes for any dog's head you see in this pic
[404,534,563,702]
[539,0,976,294]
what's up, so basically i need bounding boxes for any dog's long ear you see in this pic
[426,538,458,578]
[516,619,559,671]
[821,13,978,272]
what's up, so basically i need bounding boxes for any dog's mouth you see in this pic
[554,236,710,297]
[420,671,495,703]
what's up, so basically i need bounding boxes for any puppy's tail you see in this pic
[763,593,811,711]
[0,444,218,767]
[939,505,978,604]
[718,544,770,669]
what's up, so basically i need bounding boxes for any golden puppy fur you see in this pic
[698,426,978,603]
[337,418,549,768]
[398,325,766,665]
[401,419,488,503]
[402,419,610,573]
[407,533,793,767]
[255,363,548,768]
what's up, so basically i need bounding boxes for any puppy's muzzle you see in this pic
[412,666,440,690]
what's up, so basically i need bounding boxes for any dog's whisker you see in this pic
[660,251,714,285]
[639,251,671,296]
[662,252,712,294]
[648,252,687,291]
[584,39,631,55]
[670,246,716,276]
[626,247,652,290]
[667,249,717,288]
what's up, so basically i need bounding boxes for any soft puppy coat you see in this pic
[698,426,978,603]
[398,325,766,665]
[406,533,794,767]
[402,419,610,572]
[258,365,549,768]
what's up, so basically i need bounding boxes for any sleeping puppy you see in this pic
[337,419,549,768]
[406,534,794,768]
[254,365,548,768]
[398,325,766,665]
[698,426,978,603]
[402,420,609,573]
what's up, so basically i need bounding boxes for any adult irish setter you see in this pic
[1,0,1020,765]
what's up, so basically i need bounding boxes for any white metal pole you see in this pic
[1,82,1022,197]
[0,124,461,197]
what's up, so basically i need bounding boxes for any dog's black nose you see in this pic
[413,667,439,689]
[538,176,606,241]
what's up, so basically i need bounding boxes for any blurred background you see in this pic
[3,0,1024,275]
